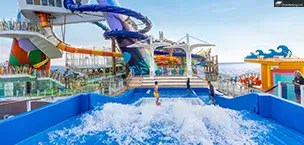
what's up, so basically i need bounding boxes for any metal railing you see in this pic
[100,76,126,96]
[0,66,65,85]
[155,68,186,76]
[216,77,265,97]
[215,76,304,105]
[1,85,98,98]
[0,20,42,33]
[0,96,68,120]
[277,82,304,104]
[0,66,128,98]
[0,76,126,99]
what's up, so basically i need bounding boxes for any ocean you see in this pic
[51,62,261,76]
[218,62,260,76]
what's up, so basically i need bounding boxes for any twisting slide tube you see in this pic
[36,13,122,57]
[63,0,152,75]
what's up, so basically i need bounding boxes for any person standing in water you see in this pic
[187,78,191,93]
[293,70,304,103]
[154,81,161,106]
[208,81,215,104]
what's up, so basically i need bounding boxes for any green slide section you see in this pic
[28,49,43,65]
[9,54,21,66]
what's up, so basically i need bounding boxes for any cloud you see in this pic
[212,7,237,13]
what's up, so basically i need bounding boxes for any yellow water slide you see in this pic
[37,12,122,57]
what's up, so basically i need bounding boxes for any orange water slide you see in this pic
[154,55,180,64]
[37,13,122,57]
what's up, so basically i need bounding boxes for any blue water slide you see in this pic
[91,22,203,59]
[64,0,151,40]
[64,0,204,75]
[92,21,204,59]
[92,22,109,31]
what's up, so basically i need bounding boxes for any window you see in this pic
[34,0,40,5]
[56,0,62,7]
[42,0,48,6]
[49,0,55,6]
[26,0,33,4]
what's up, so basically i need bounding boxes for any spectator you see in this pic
[64,69,69,88]
[208,81,215,104]
[292,70,304,103]
[187,78,190,93]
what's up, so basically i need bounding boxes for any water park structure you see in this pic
[0,0,217,109]
[2,0,304,144]
[3,0,216,75]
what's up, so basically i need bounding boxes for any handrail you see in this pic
[0,20,42,33]
[154,68,186,76]
[0,75,126,99]
[125,73,132,87]
[0,96,56,106]
[216,77,265,97]
[0,66,65,85]
[264,84,278,93]
[110,87,128,96]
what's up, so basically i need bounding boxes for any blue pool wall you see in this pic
[0,88,209,144]
[215,93,304,136]
[0,94,90,145]
[0,88,304,144]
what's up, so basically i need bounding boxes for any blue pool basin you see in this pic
[0,88,304,145]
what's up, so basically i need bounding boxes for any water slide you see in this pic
[92,17,204,60]
[8,12,52,70]
[60,0,152,75]
[9,0,203,73]
[63,0,204,75]
[154,55,180,64]
[37,13,122,58]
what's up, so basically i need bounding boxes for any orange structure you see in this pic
[245,58,304,91]
[37,12,122,57]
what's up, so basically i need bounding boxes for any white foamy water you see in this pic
[48,99,268,145]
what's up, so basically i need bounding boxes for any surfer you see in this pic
[154,81,161,106]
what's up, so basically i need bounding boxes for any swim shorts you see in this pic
[154,92,159,98]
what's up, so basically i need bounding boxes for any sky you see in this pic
[0,0,304,65]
